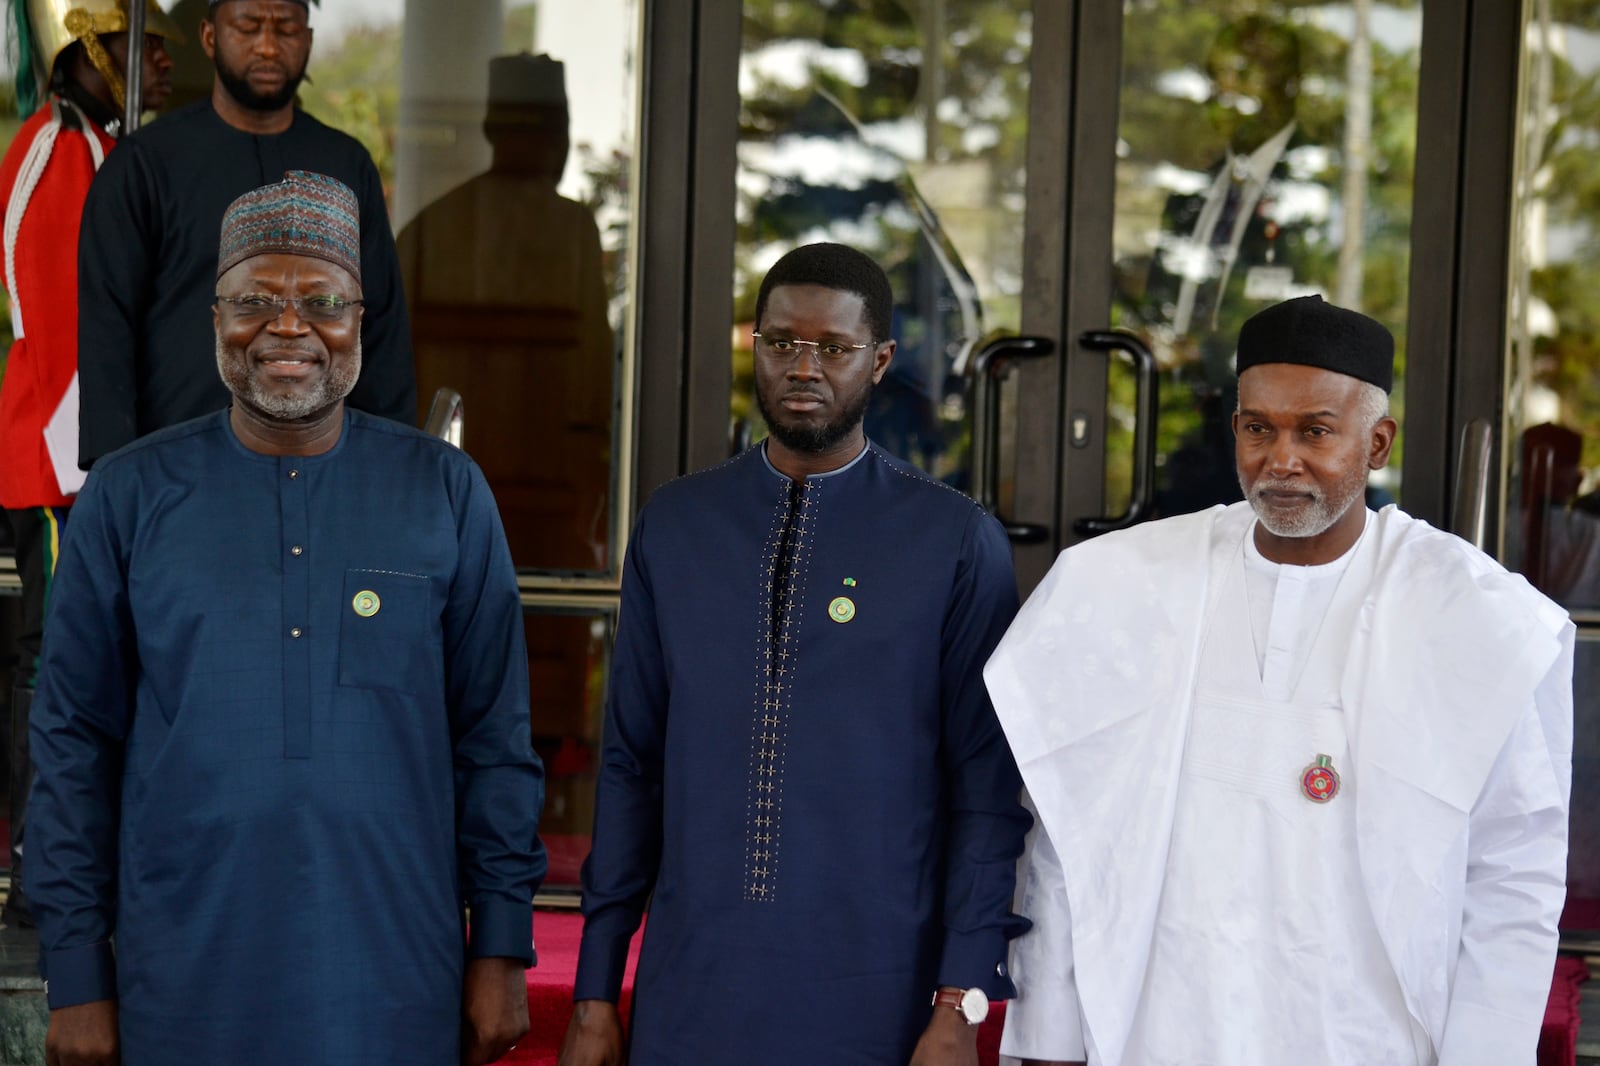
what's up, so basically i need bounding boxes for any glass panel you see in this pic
[731,0,1033,490]
[0,3,632,899]
[1107,2,1422,518]
[1568,633,1600,919]
[156,0,638,576]
[1504,2,1600,615]
[526,607,613,893]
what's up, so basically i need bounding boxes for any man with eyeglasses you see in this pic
[75,0,415,473]
[27,171,544,1066]
[0,0,182,931]
[560,242,1030,1066]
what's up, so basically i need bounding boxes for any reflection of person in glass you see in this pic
[1517,422,1600,608]
[561,245,1028,1066]
[990,296,1572,1066]
[1120,16,1306,517]
[397,53,612,572]
[742,0,981,479]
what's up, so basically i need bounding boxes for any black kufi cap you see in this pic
[1236,294,1394,393]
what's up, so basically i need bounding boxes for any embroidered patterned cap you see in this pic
[217,170,361,283]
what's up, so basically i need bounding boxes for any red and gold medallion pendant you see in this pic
[1300,754,1341,803]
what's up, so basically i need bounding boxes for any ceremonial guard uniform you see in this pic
[0,0,182,924]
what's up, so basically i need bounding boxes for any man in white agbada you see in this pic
[986,295,1574,1066]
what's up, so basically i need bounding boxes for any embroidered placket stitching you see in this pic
[742,477,817,902]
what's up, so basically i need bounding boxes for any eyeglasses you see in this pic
[216,293,364,325]
[751,332,874,364]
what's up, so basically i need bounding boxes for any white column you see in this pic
[393,0,505,230]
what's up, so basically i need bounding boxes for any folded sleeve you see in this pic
[999,791,1088,1063]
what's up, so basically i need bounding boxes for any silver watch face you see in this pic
[959,987,990,1024]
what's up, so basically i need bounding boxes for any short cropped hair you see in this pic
[1353,380,1390,434]
[754,243,893,343]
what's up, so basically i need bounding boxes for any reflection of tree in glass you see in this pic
[1520,2,1600,475]
[734,0,1030,486]
[1105,0,1418,516]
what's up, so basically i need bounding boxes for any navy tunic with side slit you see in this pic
[26,409,545,1064]
[574,443,1031,1065]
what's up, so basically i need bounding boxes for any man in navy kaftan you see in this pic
[560,243,1030,1066]
[26,172,545,1066]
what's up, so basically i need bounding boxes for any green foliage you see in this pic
[1520,16,1600,474]
[1107,0,1421,512]
[297,22,403,185]
[734,1,1032,479]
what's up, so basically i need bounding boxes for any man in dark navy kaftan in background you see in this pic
[27,172,544,1066]
[559,244,1031,1066]
[75,0,415,470]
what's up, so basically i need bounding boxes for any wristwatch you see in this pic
[931,985,989,1025]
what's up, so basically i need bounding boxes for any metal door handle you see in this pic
[424,387,465,448]
[970,335,1056,544]
[1452,417,1493,551]
[730,417,752,458]
[1072,330,1158,537]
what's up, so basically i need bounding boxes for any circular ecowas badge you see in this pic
[351,589,381,618]
[1300,754,1341,803]
[827,596,856,624]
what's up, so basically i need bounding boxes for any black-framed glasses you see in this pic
[216,293,364,325]
[751,331,874,364]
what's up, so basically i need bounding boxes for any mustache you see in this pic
[254,344,321,360]
[1251,478,1320,499]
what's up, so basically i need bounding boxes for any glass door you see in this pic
[1058,0,1427,549]
[149,0,649,890]
[1501,0,1600,915]
[706,0,1073,585]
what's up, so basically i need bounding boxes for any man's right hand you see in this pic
[557,999,625,1066]
[45,999,118,1066]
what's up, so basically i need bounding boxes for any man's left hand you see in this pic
[907,1004,979,1066]
[461,956,530,1066]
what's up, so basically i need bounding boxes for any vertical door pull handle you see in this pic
[1452,417,1494,551]
[1072,330,1158,537]
[970,335,1057,544]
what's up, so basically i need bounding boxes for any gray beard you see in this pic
[1241,464,1369,539]
[217,335,362,422]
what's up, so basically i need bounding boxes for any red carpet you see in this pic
[511,912,1585,1066]
[1542,956,1588,1066]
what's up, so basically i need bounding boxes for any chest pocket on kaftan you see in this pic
[338,568,440,694]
